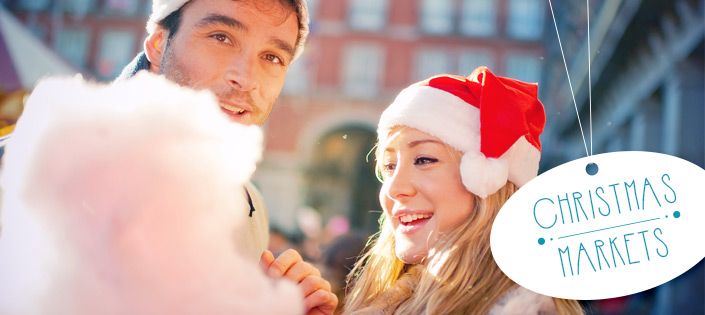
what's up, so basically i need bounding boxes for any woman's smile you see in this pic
[395,211,434,234]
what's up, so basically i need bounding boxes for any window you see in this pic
[282,54,310,95]
[459,0,496,37]
[641,99,663,152]
[505,53,542,83]
[307,0,319,22]
[140,0,151,17]
[348,0,388,31]
[507,0,545,40]
[55,29,90,69]
[62,0,95,16]
[419,0,453,35]
[27,24,48,41]
[17,0,51,11]
[96,30,135,80]
[458,50,493,75]
[414,49,452,81]
[104,0,140,16]
[342,44,384,98]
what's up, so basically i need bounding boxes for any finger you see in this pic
[299,275,332,297]
[267,248,302,278]
[304,289,338,315]
[284,261,321,283]
[260,249,275,273]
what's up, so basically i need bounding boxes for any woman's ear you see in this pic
[144,28,168,73]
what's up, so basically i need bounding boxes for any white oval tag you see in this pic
[490,151,705,300]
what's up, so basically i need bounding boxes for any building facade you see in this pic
[541,0,704,168]
[540,0,704,313]
[262,0,547,233]
[4,0,548,233]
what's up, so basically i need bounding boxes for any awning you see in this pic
[0,6,76,92]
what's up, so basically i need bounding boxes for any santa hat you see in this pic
[377,67,545,198]
[145,0,310,60]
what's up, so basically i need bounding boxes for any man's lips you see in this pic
[219,100,252,114]
[218,100,255,121]
[220,103,245,114]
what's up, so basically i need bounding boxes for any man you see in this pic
[119,0,337,314]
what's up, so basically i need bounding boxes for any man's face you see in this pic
[157,0,299,125]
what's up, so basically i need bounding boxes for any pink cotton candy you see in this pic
[0,73,303,315]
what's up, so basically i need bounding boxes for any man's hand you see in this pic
[261,249,338,315]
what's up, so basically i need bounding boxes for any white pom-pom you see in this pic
[460,153,509,198]
[505,137,541,188]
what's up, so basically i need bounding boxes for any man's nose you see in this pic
[225,52,258,92]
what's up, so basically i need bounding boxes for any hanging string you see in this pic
[587,0,593,156]
[548,0,590,157]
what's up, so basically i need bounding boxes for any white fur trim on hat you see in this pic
[378,85,480,153]
[146,0,189,34]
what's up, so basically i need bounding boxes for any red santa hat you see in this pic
[377,66,545,198]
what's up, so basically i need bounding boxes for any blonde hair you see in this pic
[344,135,583,314]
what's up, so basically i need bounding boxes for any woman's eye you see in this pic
[382,162,396,174]
[414,157,438,165]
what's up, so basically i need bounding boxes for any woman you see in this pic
[344,67,584,315]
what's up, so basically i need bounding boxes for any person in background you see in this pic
[269,224,300,258]
[343,67,584,314]
[321,232,368,313]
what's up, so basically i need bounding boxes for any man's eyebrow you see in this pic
[195,14,295,61]
[270,38,295,61]
[195,14,247,31]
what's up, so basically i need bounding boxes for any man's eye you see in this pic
[210,33,231,44]
[264,54,283,65]
[414,157,438,165]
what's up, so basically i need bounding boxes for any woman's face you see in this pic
[379,127,475,264]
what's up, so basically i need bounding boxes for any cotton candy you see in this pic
[0,73,302,315]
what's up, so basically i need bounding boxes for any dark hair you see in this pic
[157,5,184,41]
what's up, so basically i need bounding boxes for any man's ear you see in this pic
[144,28,168,73]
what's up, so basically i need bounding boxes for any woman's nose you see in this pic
[385,164,416,200]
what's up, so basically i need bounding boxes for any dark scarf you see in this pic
[116,52,151,81]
